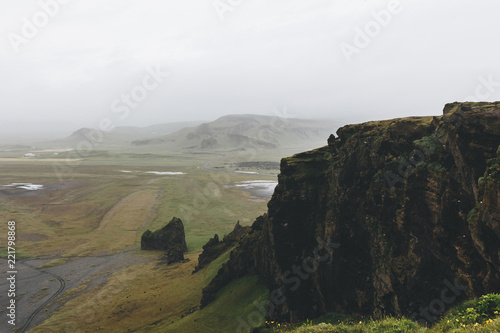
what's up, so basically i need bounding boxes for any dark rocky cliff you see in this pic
[201,102,500,323]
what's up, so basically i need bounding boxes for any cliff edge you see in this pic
[201,102,500,324]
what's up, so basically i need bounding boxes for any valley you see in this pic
[0,143,283,332]
[1,107,498,333]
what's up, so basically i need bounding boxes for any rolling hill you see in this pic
[40,121,203,149]
[131,114,340,151]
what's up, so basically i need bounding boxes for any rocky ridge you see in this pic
[200,102,500,323]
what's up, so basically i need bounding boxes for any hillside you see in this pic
[40,121,203,149]
[198,102,500,326]
[131,114,340,152]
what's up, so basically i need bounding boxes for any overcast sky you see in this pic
[1,0,500,139]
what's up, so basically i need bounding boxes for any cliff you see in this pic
[200,102,500,323]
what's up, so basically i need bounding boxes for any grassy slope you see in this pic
[259,294,500,333]
[263,317,500,333]
[141,275,269,333]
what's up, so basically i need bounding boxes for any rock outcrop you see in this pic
[194,221,250,273]
[201,102,500,323]
[141,217,188,264]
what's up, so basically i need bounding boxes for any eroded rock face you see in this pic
[201,102,500,322]
[166,243,187,265]
[194,221,249,273]
[141,217,188,264]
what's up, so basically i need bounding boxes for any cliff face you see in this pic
[201,102,500,322]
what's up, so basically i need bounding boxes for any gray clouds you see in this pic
[1,0,499,139]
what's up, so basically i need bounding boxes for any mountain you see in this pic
[198,102,500,323]
[41,121,203,149]
[131,114,340,151]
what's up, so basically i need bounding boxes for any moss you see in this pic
[479,155,499,192]
[478,177,485,187]
[414,135,441,155]
[427,162,447,173]
[324,152,334,161]
[467,208,478,226]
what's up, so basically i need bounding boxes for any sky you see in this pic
[1,0,500,140]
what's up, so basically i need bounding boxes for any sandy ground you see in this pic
[0,250,150,333]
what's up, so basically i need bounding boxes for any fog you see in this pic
[1,0,500,141]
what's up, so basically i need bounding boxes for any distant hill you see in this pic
[131,114,340,151]
[42,121,203,149]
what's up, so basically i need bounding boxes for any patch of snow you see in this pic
[120,170,133,173]
[231,180,278,198]
[3,183,44,190]
[18,184,44,190]
[144,171,186,175]
[234,171,259,174]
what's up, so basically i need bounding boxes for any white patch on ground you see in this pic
[2,183,44,190]
[119,170,133,173]
[144,171,186,175]
[230,180,278,198]
[31,148,73,153]
[234,171,259,174]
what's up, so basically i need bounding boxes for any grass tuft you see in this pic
[258,294,500,333]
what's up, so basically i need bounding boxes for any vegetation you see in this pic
[37,258,69,269]
[414,135,441,155]
[1,108,498,333]
[0,153,272,258]
[151,275,269,333]
[467,208,478,226]
[33,250,231,332]
[255,294,500,333]
[0,149,276,332]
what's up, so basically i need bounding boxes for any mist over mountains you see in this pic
[34,114,340,152]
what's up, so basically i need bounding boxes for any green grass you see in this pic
[258,294,500,333]
[433,294,500,330]
[0,153,272,257]
[9,150,279,332]
[154,275,269,333]
[0,246,28,259]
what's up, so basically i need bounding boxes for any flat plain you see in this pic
[0,146,285,332]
